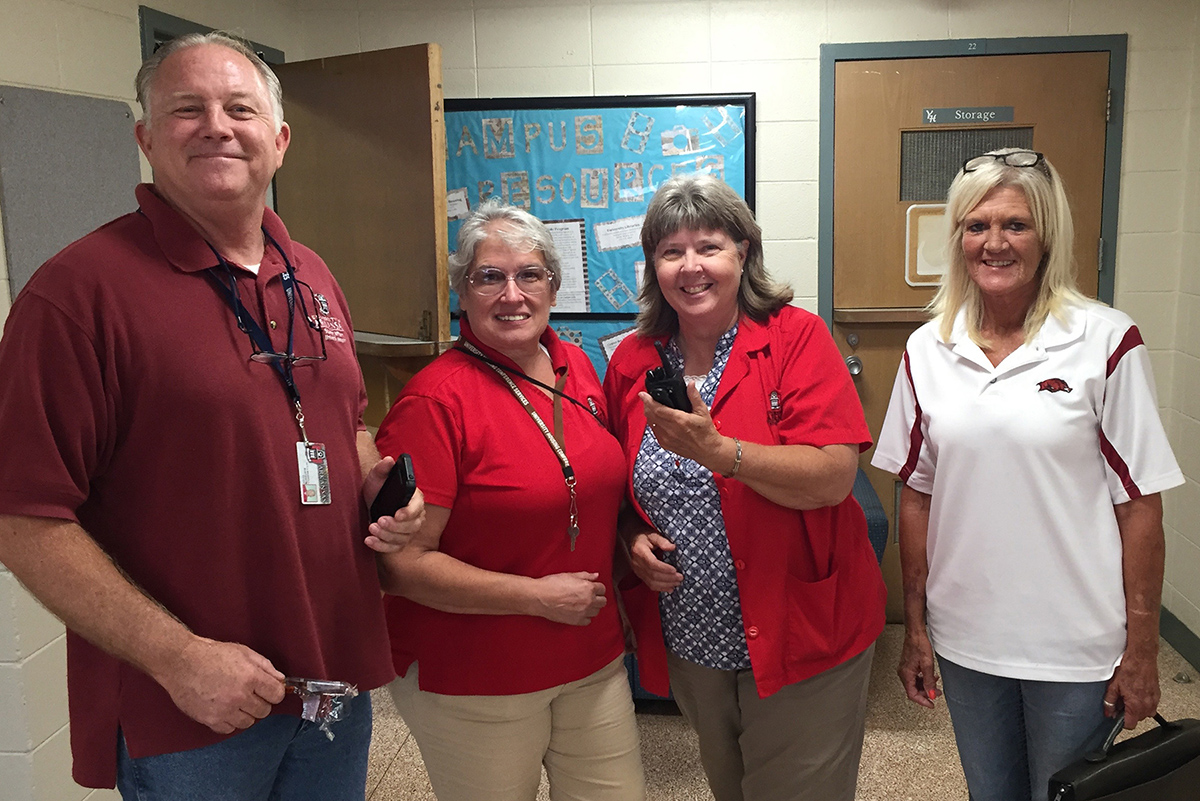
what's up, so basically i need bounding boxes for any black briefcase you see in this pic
[1048,714,1200,800]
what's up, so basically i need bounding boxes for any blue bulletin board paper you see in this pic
[445,94,755,379]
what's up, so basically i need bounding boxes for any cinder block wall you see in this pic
[1162,36,1200,633]
[0,0,1197,797]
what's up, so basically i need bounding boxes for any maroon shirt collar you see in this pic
[134,183,301,276]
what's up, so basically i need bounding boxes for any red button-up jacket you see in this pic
[604,306,886,698]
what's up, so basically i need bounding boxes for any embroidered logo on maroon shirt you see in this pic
[313,292,330,315]
[1037,378,1073,393]
[310,313,349,345]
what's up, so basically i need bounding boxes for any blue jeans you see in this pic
[938,655,1109,801]
[116,692,372,801]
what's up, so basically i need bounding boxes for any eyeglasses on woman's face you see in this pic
[963,150,1049,176]
[465,267,555,296]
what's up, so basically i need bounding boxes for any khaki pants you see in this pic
[389,656,646,801]
[667,643,875,801]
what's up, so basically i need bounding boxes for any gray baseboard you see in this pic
[1161,607,1200,673]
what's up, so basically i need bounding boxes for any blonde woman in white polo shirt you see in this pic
[873,148,1184,801]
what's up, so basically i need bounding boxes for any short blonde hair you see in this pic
[931,148,1086,346]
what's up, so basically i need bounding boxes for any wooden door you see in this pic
[274,44,450,427]
[831,52,1111,620]
[275,44,448,343]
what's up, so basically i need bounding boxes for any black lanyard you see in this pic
[203,231,315,442]
[204,230,300,405]
[456,341,601,423]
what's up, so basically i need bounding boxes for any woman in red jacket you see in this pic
[604,173,885,801]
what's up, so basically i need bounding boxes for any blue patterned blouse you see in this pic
[631,327,751,670]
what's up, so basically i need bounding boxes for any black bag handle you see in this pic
[1085,712,1176,763]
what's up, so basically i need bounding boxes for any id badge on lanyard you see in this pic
[293,398,332,506]
[297,441,332,505]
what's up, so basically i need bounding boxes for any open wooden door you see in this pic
[830,51,1111,619]
[274,44,449,427]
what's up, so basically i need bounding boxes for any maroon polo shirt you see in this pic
[0,185,393,788]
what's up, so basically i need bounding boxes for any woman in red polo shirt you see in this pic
[604,173,885,801]
[375,200,644,801]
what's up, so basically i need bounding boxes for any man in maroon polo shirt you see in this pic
[0,32,424,799]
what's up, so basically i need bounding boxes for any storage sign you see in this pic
[922,107,1015,124]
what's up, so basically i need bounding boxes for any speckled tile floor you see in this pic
[365,624,1200,800]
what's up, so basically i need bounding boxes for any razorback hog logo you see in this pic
[1037,378,1073,393]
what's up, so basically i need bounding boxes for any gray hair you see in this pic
[931,147,1085,347]
[448,199,563,297]
[136,31,284,134]
[637,172,792,337]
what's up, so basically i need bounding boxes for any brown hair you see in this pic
[637,172,791,336]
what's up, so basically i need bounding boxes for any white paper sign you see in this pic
[447,188,470,221]
[544,219,589,312]
[594,215,645,252]
[905,204,948,287]
[599,327,637,363]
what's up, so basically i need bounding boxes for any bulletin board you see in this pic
[444,93,755,377]
[0,85,142,296]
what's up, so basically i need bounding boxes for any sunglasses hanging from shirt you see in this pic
[203,230,332,506]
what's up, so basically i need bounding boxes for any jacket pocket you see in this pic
[784,568,841,663]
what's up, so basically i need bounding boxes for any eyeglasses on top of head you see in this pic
[962,150,1050,176]
[466,267,555,296]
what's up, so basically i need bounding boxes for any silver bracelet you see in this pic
[723,437,742,478]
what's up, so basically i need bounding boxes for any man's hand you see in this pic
[629,531,684,593]
[362,455,426,553]
[156,636,286,734]
[531,572,607,626]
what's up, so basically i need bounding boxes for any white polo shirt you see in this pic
[873,301,1183,681]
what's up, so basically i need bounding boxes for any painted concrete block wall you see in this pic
[289,0,1200,320]
[0,0,1197,796]
[0,3,300,797]
[0,566,115,801]
[1163,37,1200,636]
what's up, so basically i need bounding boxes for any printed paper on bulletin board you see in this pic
[444,95,756,322]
